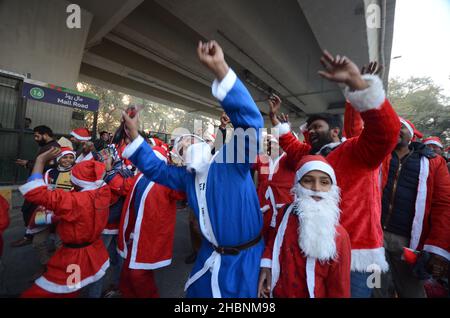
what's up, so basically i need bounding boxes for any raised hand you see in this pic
[318,50,369,91]
[220,112,230,128]
[122,110,140,141]
[36,147,61,163]
[197,40,229,81]
[268,94,282,126]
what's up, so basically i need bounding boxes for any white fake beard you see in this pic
[185,142,212,175]
[291,184,341,262]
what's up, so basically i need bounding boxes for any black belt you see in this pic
[63,242,92,249]
[213,234,262,255]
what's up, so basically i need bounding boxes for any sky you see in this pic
[389,0,450,97]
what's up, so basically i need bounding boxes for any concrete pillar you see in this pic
[0,0,93,134]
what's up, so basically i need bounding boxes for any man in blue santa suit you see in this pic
[121,40,264,298]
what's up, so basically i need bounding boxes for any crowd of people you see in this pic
[0,40,449,298]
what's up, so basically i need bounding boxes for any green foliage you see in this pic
[388,76,450,145]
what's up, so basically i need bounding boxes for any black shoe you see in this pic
[184,252,197,264]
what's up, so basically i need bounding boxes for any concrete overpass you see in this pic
[0,0,396,129]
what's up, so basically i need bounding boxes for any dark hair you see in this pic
[33,125,53,137]
[100,131,109,136]
[306,113,343,138]
[25,117,32,122]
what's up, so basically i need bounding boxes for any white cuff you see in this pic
[260,258,272,268]
[271,123,291,138]
[122,135,145,159]
[211,68,237,102]
[19,179,46,196]
[423,244,450,261]
[344,74,385,112]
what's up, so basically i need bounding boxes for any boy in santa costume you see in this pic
[27,147,76,278]
[269,51,400,297]
[19,148,110,298]
[253,131,295,241]
[120,40,264,298]
[258,155,351,298]
[104,145,185,297]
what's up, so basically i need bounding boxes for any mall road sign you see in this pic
[22,79,99,112]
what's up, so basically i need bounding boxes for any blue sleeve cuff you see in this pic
[27,173,44,182]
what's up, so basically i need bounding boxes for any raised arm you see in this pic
[318,51,399,169]
[267,94,311,169]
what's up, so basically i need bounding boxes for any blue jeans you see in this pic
[85,234,123,298]
[351,271,373,298]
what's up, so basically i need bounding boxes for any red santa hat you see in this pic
[70,127,91,141]
[152,146,168,163]
[70,160,106,190]
[423,136,444,149]
[399,117,423,140]
[295,155,337,185]
[56,147,76,162]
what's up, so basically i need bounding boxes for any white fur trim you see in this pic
[260,258,272,268]
[271,123,291,138]
[70,174,104,190]
[296,160,337,184]
[344,74,385,112]
[306,257,316,298]
[399,118,414,139]
[351,247,389,272]
[423,245,450,261]
[102,229,119,235]
[70,131,91,141]
[122,135,145,159]
[410,157,429,250]
[19,179,46,196]
[57,150,76,162]
[211,68,237,102]
[130,258,172,270]
[34,260,109,293]
[153,150,168,163]
[270,205,294,297]
[423,140,443,148]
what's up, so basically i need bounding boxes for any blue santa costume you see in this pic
[122,69,264,298]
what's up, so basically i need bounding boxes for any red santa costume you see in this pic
[261,155,351,298]
[0,195,10,257]
[253,135,295,240]
[345,110,450,262]
[273,75,400,273]
[19,160,110,298]
[107,146,185,298]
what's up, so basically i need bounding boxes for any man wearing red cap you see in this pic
[104,146,185,297]
[269,51,400,297]
[18,148,110,298]
[372,118,450,298]
[26,146,76,279]
[423,136,444,156]
[258,155,351,298]
[70,127,94,163]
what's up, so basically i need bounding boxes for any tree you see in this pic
[76,82,219,140]
[388,76,450,146]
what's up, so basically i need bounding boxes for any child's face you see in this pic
[59,154,75,168]
[300,170,332,200]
